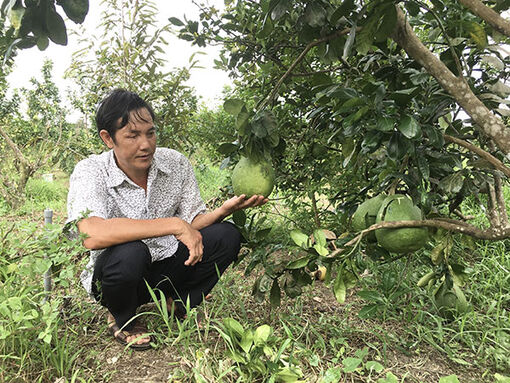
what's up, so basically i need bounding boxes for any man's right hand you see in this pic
[175,220,204,266]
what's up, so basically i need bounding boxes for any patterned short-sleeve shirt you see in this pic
[67,147,207,295]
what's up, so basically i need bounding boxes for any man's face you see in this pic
[100,107,157,177]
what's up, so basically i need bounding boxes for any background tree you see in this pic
[0,60,72,208]
[66,0,199,151]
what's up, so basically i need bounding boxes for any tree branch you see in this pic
[392,6,510,157]
[487,182,501,227]
[444,134,510,178]
[258,28,352,110]
[0,124,31,170]
[458,0,510,37]
[494,174,509,227]
[352,219,510,241]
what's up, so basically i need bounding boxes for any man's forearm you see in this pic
[191,207,231,230]
[78,216,186,250]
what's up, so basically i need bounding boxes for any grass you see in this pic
[0,167,509,382]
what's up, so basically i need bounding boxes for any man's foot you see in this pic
[165,297,187,320]
[107,313,153,351]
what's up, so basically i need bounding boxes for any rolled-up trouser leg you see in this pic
[92,240,151,330]
[151,222,241,309]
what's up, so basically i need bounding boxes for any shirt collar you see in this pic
[105,149,171,188]
[105,150,132,188]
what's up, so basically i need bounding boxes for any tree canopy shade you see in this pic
[171,0,510,241]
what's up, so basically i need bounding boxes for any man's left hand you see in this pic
[221,194,268,216]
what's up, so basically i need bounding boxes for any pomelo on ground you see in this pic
[232,156,275,198]
[351,194,386,242]
[375,194,428,253]
[435,284,469,319]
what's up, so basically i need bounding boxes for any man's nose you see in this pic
[139,135,152,149]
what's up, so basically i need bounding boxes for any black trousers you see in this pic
[91,222,241,330]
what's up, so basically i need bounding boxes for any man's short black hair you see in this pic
[95,89,155,142]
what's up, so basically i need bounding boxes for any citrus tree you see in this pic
[170,0,510,309]
[0,60,80,208]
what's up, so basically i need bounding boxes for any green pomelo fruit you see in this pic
[232,156,275,198]
[375,195,428,253]
[435,285,468,319]
[351,194,386,242]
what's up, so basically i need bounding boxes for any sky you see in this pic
[6,1,232,120]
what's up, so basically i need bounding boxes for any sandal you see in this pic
[108,320,154,351]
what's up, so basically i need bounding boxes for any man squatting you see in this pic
[67,89,267,350]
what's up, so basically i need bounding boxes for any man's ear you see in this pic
[99,130,115,149]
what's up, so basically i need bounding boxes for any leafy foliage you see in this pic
[1,0,89,56]
[66,0,199,151]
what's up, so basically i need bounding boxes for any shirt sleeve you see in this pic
[66,159,109,224]
[176,156,207,223]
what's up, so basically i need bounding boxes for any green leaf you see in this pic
[290,229,309,248]
[239,329,253,353]
[168,16,184,26]
[217,142,238,155]
[387,132,409,161]
[376,117,395,132]
[356,12,379,55]
[270,0,289,20]
[258,13,273,38]
[343,23,356,59]
[36,35,49,51]
[270,279,281,308]
[58,0,89,24]
[362,130,382,151]
[313,229,327,247]
[357,290,383,302]
[256,227,272,240]
[417,155,430,181]
[45,7,67,45]
[313,244,329,257]
[322,367,342,382]
[276,366,303,382]
[365,361,384,373]
[287,256,311,269]
[304,2,327,28]
[342,357,362,373]
[375,4,397,41]
[397,115,421,139]
[439,375,460,383]
[223,99,244,115]
[254,324,271,345]
[377,372,399,383]
[223,318,244,337]
[232,210,246,227]
[495,373,510,383]
[439,172,464,194]
[334,270,346,303]
[465,21,487,49]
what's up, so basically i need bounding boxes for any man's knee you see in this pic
[215,222,241,260]
[101,240,151,284]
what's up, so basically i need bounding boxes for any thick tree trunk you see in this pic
[458,0,510,37]
[392,7,510,157]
